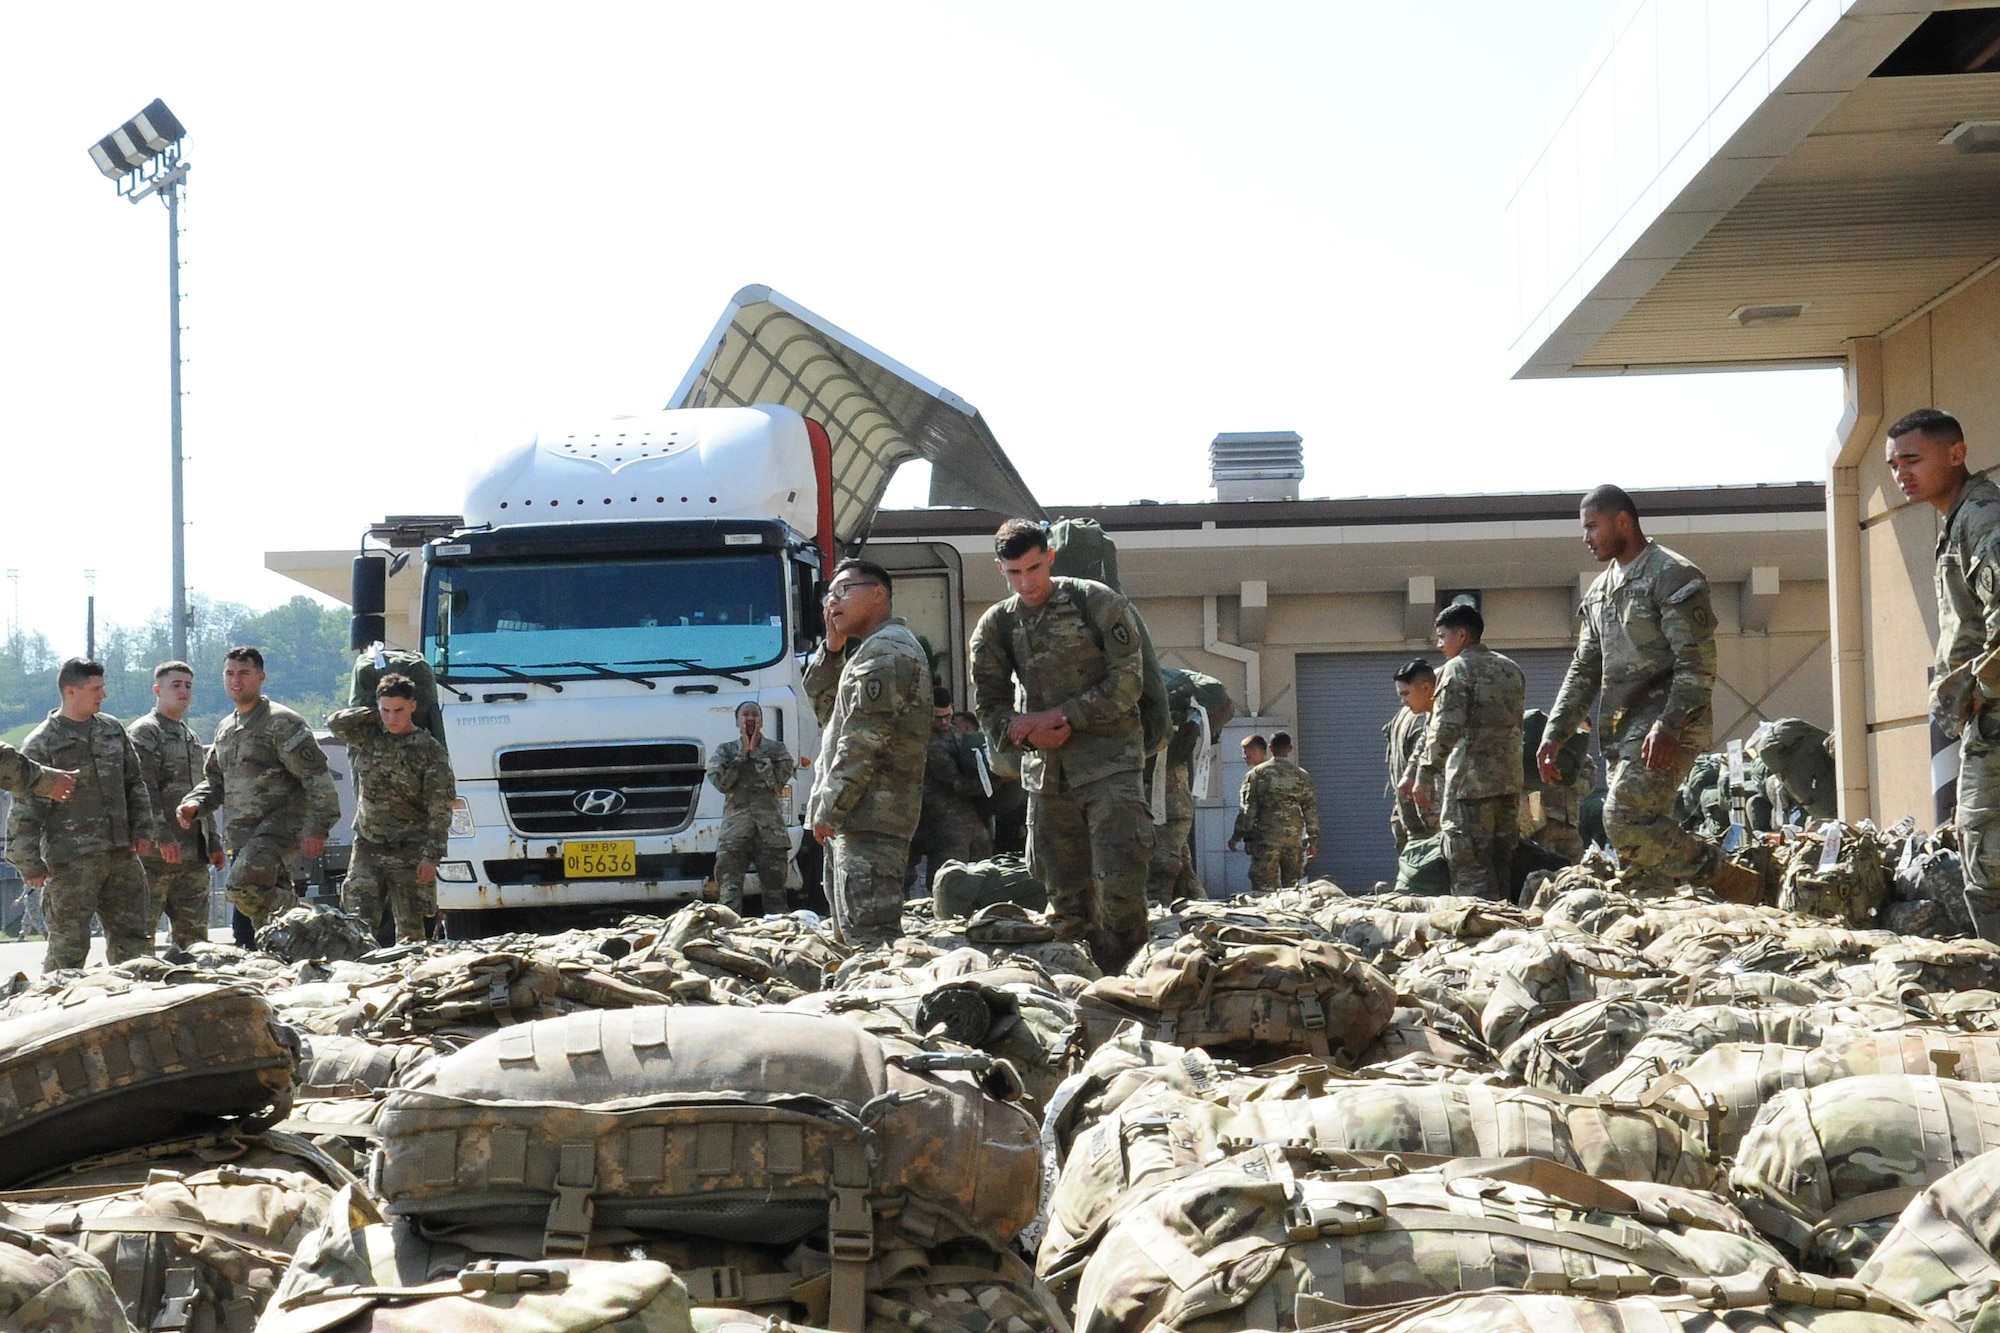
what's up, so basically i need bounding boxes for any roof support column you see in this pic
[1828,336,1881,822]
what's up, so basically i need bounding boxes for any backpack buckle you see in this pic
[459,1261,570,1294]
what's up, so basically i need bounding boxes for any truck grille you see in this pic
[496,742,704,836]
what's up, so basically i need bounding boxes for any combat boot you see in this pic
[1710,859,1765,906]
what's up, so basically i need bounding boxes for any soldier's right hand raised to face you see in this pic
[46,770,77,802]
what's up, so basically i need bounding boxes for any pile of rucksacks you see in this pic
[9,831,2000,1332]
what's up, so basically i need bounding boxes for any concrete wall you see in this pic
[1857,265,2000,825]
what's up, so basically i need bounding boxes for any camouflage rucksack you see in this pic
[0,1162,333,1332]
[373,1005,1042,1326]
[1730,1073,2000,1272]
[1856,1145,2000,1327]
[1075,922,1396,1064]
[1163,667,1236,770]
[1066,1151,1772,1333]
[1500,996,1673,1094]
[1777,823,1891,927]
[257,904,379,964]
[0,982,300,1188]
[0,1222,137,1332]
[259,1185,695,1333]
[1296,1282,1944,1333]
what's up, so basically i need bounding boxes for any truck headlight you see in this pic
[436,860,476,883]
[449,798,475,839]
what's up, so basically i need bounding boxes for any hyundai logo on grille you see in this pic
[573,788,629,817]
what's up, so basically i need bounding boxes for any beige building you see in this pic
[1509,1,2000,827]
[873,482,1830,893]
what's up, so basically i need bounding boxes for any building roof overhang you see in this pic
[1510,2,2000,379]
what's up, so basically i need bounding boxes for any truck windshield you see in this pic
[424,551,786,681]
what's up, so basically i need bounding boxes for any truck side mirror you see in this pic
[351,554,388,650]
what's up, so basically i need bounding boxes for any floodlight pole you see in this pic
[164,173,187,661]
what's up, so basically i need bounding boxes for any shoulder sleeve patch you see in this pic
[281,727,314,753]
[1663,576,1710,606]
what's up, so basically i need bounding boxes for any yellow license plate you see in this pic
[563,839,637,879]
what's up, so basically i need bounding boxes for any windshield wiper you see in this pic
[614,657,754,687]
[545,661,658,691]
[435,662,566,693]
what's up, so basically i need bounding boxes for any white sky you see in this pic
[2,1,1842,652]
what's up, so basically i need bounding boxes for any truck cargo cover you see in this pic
[670,285,1044,547]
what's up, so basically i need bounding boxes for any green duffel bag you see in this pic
[348,646,448,750]
[373,1005,1041,1331]
[1395,832,1453,896]
[1047,517,1122,592]
[0,982,300,1188]
[931,854,1048,920]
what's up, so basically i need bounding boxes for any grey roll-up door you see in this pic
[1294,647,1584,892]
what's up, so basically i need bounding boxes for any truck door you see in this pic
[858,541,966,706]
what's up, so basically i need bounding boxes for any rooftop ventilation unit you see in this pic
[1210,431,1304,502]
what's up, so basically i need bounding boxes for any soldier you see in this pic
[971,519,1154,972]
[1889,409,2000,941]
[178,646,342,938]
[1537,485,1759,900]
[705,699,795,913]
[1230,731,1320,890]
[804,559,931,945]
[910,688,992,893]
[1407,603,1525,899]
[1385,659,1438,851]
[129,661,226,957]
[1524,716,1594,863]
[325,673,456,944]
[7,658,158,971]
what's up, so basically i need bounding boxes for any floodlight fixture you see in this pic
[89,98,192,659]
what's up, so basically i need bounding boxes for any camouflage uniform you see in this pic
[128,708,221,951]
[1545,540,1721,895]
[326,706,455,943]
[910,729,992,893]
[804,618,931,944]
[1384,704,1438,851]
[7,712,157,971]
[183,698,342,933]
[1419,644,1526,899]
[705,734,794,911]
[1146,758,1199,906]
[1232,756,1320,891]
[1522,728,1593,863]
[971,576,1155,973]
[1928,474,2000,939]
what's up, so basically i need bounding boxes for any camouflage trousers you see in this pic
[1603,745,1721,894]
[142,853,211,951]
[342,838,434,945]
[1028,768,1155,974]
[828,829,911,945]
[1958,721,2000,942]
[909,806,993,895]
[1441,793,1519,900]
[1245,829,1306,892]
[716,821,793,913]
[41,849,152,972]
[1146,760,1201,907]
[1392,792,1439,853]
[224,835,300,933]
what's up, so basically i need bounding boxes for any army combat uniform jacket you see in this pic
[326,707,456,860]
[1233,756,1321,846]
[185,698,342,854]
[1384,705,1438,845]
[6,713,156,877]
[1544,540,1717,757]
[1420,646,1527,801]
[706,736,794,839]
[129,709,219,861]
[804,618,932,840]
[1930,474,2000,739]
[968,576,1147,794]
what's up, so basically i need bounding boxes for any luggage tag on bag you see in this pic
[1818,823,1843,870]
